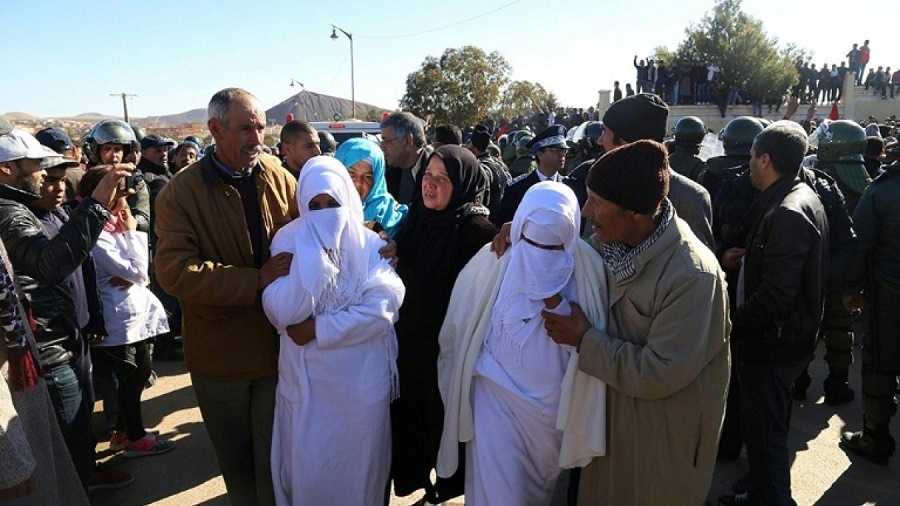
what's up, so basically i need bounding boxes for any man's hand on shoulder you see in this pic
[377,231,398,268]
[490,222,513,257]
[258,252,292,290]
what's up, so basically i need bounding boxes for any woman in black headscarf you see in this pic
[390,145,497,503]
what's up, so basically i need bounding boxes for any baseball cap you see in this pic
[140,134,176,151]
[35,127,74,154]
[40,156,81,170]
[0,130,62,163]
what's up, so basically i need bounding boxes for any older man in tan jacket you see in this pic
[154,88,298,505]
[544,140,730,505]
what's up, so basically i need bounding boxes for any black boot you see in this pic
[840,428,895,465]
[793,369,812,401]
[824,370,855,406]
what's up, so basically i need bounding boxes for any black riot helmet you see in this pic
[318,131,337,155]
[85,119,136,163]
[184,135,205,150]
[721,116,764,157]
[815,120,867,163]
[674,116,706,146]
[584,121,605,147]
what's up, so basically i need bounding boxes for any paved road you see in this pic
[90,341,899,505]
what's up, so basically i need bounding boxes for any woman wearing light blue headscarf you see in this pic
[335,137,409,237]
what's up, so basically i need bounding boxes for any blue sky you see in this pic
[1,0,894,119]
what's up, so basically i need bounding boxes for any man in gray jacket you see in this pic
[599,93,714,249]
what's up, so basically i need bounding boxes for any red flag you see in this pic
[829,103,840,121]
[286,113,294,122]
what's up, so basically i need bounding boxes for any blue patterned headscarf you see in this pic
[335,137,408,237]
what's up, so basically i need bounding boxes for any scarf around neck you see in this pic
[602,198,673,282]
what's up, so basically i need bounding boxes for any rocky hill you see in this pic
[3,91,392,130]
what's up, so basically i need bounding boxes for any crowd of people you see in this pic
[2,82,900,506]
[619,40,897,118]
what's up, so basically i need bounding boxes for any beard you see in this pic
[15,170,42,196]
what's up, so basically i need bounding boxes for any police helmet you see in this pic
[184,135,205,150]
[130,125,146,144]
[515,135,534,158]
[674,116,706,145]
[85,120,136,161]
[721,116,764,157]
[497,134,509,150]
[318,131,337,155]
[584,121,605,147]
[816,120,867,163]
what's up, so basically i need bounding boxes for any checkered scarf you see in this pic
[602,198,673,282]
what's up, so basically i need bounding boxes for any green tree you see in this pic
[499,80,560,119]
[660,0,802,102]
[401,46,511,127]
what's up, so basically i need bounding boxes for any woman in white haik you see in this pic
[437,182,608,506]
[262,156,405,506]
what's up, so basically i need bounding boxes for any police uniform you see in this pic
[492,125,570,226]
[668,148,706,181]
[840,160,900,465]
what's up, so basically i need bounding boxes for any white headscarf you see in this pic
[492,181,580,334]
[296,156,369,314]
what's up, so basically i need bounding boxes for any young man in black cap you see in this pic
[492,124,569,226]
[35,127,84,203]
[542,140,730,505]
[600,93,714,249]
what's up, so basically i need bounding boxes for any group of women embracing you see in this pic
[262,138,606,506]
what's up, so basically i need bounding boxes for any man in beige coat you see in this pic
[543,140,730,505]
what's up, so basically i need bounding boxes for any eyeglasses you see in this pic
[380,136,400,146]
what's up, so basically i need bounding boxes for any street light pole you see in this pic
[330,24,355,119]
[290,79,306,121]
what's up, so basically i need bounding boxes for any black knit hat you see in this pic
[471,130,491,151]
[587,140,669,215]
[602,93,669,143]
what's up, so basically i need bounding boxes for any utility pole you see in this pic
[111,93,138,122]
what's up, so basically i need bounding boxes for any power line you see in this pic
[355,0,528,40]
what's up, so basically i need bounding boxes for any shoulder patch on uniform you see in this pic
[507,172,531,186]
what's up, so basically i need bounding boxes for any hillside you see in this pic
[3,90,392,129]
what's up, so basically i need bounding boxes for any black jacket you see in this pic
[492,170,574,226]
[732,176,829,363]
[0,183,109,366]
[476,152,510,219]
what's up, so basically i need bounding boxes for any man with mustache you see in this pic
[153,88,298,505]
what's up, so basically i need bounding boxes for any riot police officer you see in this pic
[700,116,764,202]
[85,120,150,233]
[669,116,707,181]
[565,122,605,216]
[318,130,337,156]
[508,133,535,177]
[841,156,900,465]
[795,120,872,404]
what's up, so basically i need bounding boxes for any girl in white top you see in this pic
[79,167,173,458]
[262,156,405,506]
